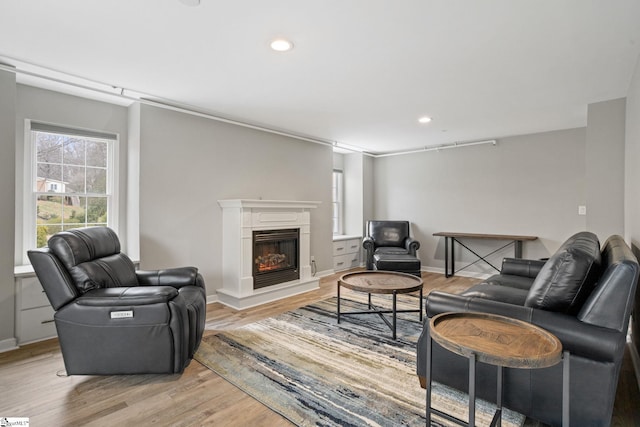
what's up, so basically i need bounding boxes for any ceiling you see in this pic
[1,0,640,155]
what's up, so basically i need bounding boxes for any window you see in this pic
[332,170,344,235]
[30,122,117,248]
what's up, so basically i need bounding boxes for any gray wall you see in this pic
[136,104,334,296]
[14,85,130,262]
[343,152,364,236]
[586,98,626,241]
[626,57,640,251]
[0,69,16,347]
[371,128,587,275]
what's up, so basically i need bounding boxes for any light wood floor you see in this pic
[1,270,638,426]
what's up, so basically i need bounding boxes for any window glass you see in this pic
[332,170,343,235]
[32,128,113,248]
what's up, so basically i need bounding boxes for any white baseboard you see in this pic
[316,269,336,278]
[206,294,219,305]
[0,338,18,353]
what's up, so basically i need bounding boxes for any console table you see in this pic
[433,232,538,277]
[426,312,569,426]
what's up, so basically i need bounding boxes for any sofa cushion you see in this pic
[374,247,409,256]
[373,253,421,271]
[524,231,601,314]
[484,274,536,291]
[461,283,530,305]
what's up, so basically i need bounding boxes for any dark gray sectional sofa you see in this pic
[417,232,639,427]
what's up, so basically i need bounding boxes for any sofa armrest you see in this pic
[75,286,179,306]
[136,267,202,289]
[500,258,546,278]
[425,291,623,363]
[405,237,420,255]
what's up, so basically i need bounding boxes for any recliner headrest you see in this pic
[48,226,121,269]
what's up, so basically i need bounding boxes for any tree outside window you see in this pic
[33,129,111,248]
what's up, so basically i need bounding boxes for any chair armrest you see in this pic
[75,286,179,306]
[500,258,546,278]
[136,267,202,289]
[425,291,623,363]
[405,237,420,255]
[363,237,375,269]
[362,236,375,251]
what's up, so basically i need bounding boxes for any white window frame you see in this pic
[23,120,119,254]
[332,169,344,235]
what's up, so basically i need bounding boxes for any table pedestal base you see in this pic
[337,285,423,340]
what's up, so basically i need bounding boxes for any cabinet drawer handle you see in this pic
[41,319,55,324]
[336,247,344,251]
[337,262,344,266]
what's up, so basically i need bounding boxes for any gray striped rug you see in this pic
[195,295,525,427]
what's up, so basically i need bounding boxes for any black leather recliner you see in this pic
[27,226,206,375]
[363,220,421,276]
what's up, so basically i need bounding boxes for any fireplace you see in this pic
[217,199,320,310]
[253,228,300,289]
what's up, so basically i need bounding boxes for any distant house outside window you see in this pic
[332,170,344,235]
[30,122,117,248]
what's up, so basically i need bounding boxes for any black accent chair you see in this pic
[27,226,206,375]
[362,220,421,276]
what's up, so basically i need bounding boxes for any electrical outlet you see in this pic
[578,205,587,216]
[310,255,315,262]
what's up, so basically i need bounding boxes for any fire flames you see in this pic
[255,253,288,272]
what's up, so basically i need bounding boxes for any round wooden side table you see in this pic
[425,312,569,426]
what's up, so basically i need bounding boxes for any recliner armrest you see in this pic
[500,258,546,278]
[425,291,623,363]
[136,267,201,289]
[75,286,179,306]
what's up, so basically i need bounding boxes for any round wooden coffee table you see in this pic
[337,271,423,339]
[425,312,569,427]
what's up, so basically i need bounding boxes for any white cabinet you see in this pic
[333,236,362,272]
[15,276,57,345]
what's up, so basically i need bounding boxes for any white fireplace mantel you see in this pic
[217,199,321,310]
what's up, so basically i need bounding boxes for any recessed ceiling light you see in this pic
[270,39,294,52]
[418,116,432,124]
[179,0,200,6]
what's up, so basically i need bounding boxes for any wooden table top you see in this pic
[338,271,423,295]
[433,232,538,241]
[429,312,562,369]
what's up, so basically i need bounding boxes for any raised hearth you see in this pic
[217,199,320,309]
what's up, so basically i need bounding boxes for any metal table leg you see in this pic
[444,236,450,277]
[337,283,341,324]
[469,353,476,427]
[392,291,397,340]
[426,325,432,426]
[563,351,570,426]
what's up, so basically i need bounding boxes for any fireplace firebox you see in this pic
[253,228,300,289]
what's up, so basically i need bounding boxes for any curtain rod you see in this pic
[371,139,497,158]
[0,58,497,157]
[0,60,337,149]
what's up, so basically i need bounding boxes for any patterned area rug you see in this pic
[195,294,525,427]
